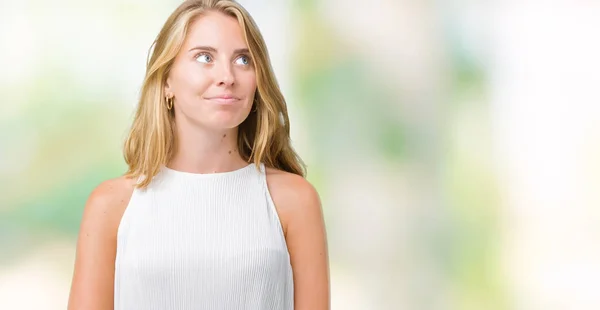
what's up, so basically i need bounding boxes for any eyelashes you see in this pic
[235,55,250,65]
[194,52,252,66]
[195,53,212,63]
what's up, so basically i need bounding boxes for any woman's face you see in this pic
[165,11,257,130]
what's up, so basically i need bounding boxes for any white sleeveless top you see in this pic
[114,163,294,310]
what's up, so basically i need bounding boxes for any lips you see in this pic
[205,95,240,104]
[207,94,239,99]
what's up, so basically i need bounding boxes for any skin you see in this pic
[68,10,329,310]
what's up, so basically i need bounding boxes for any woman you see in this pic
[67,0,330,309]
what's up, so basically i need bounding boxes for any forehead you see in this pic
[183,11,247,50]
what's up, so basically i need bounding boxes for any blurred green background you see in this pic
[1,1,600,309]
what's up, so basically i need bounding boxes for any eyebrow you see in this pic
[188,46,250,54]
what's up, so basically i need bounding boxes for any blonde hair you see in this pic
[123,0,305,188]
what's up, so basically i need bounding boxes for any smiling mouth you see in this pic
[205,97,241,104]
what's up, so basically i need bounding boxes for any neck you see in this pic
[167,120,248,174]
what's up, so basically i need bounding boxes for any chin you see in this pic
[204,112,250,130]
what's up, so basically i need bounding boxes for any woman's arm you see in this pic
[266,169,330,310]
[68,177,133,310]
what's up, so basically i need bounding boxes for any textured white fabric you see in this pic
[114,163,293,310]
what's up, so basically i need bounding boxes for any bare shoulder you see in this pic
[77,175,137,253]
[265,167,321,211]
[265,167,330,309]
[87,176,137,207]
[68,176,137,309]
[265,167,322,234]
[83,176,137,224]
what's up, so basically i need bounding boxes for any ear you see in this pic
[164,77,172,97]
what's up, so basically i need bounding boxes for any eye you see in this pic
[235,55,251,66]
[195,53,212,63]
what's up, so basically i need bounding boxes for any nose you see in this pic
[216,61,235,87]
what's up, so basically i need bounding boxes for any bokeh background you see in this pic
[1,0,600,309]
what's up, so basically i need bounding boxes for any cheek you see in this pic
[172,65,211,96]
[240,71,257,97]
[247,71,257,88]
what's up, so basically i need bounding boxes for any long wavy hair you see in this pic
[123,0,305,188]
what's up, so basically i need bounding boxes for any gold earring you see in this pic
[166,96,173,110]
